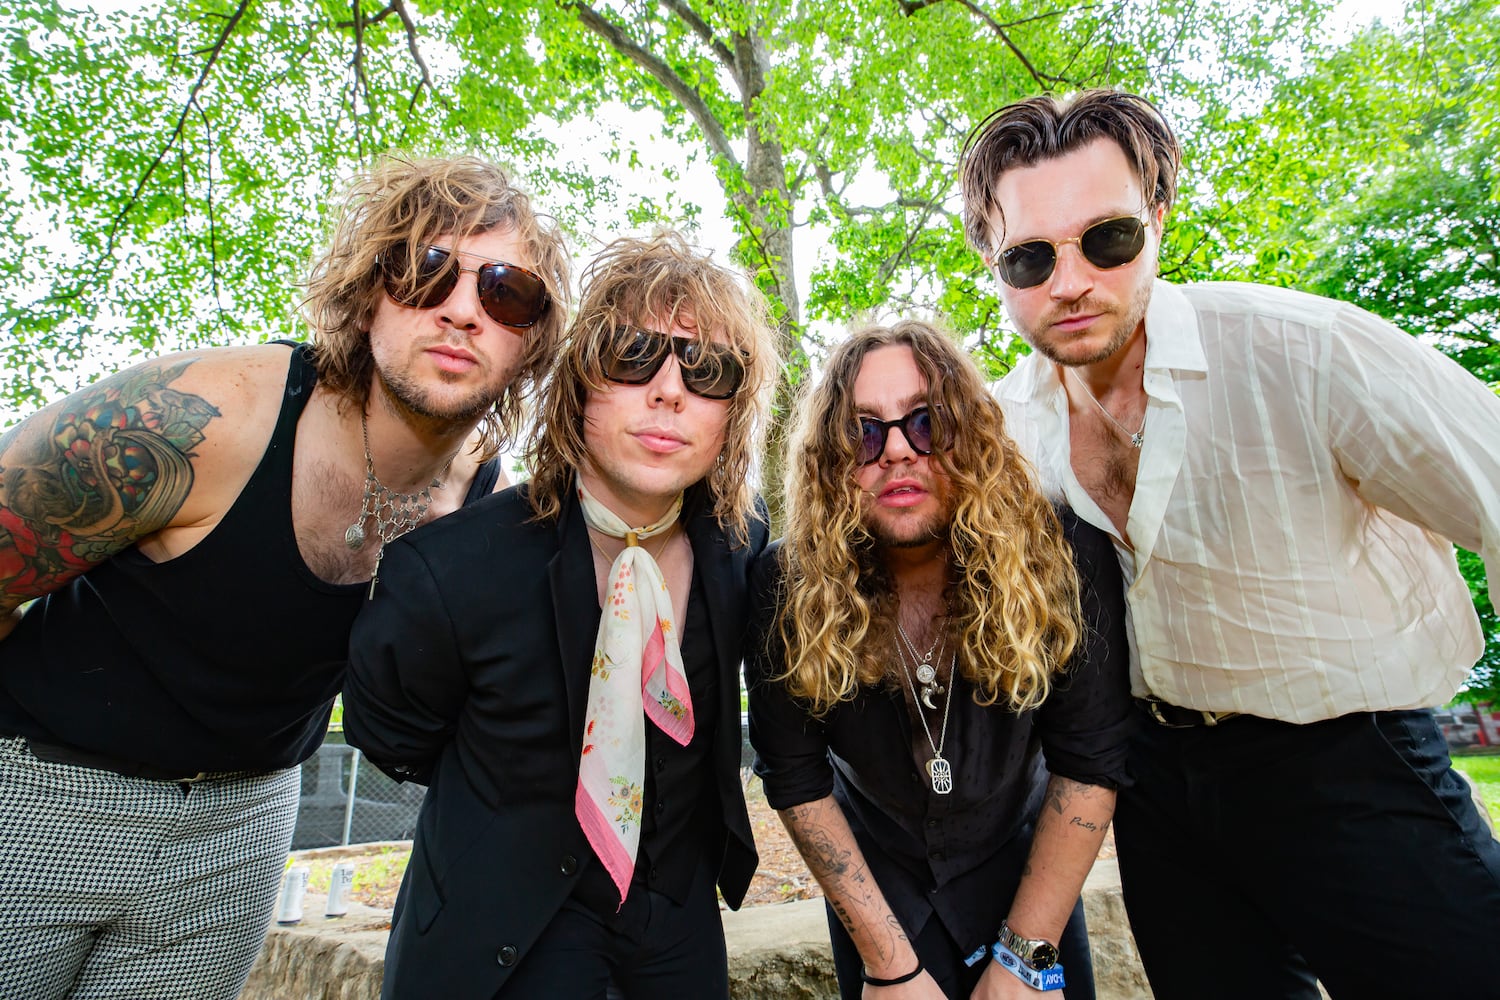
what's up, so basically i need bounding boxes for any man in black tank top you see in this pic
[343,233,779,1000]
[0,156,569,1000]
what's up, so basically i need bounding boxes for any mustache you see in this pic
[1042,295,1113,326]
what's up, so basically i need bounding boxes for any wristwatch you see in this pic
[998,921,1059,971]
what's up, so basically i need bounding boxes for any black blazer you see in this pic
[343,483,764,999]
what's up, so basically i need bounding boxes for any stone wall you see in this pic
[240,859,1150,1000]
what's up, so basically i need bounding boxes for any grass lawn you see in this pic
[1453,753,1500,822]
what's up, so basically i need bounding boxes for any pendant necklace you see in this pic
[344,409,451,599]
[896,618,947,709]
[896,641,955,795]
[1068,368,1145,449]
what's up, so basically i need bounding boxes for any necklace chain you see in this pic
[896,619,943,665]
[587,524,677,566]
[896,638,955,795]
[344,409,452,599]
[1068,368,1145,449]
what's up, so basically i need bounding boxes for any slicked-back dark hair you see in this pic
[959,89,1181,254]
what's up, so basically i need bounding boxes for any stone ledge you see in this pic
[240,858,1149,1000]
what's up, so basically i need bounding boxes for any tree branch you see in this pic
[565,1,742,172]
[391,0,441,113]
[899,0,1080,89]
[106,0,251,256]
[658,0,738,77]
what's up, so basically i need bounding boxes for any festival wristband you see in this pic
[992,940,1066,991]
[860,959,924,987]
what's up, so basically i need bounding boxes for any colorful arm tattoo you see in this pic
[0,359,220,605]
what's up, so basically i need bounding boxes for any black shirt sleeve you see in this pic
[744,540,838,811]
[1035,508,1135,790]
[342,539,468,785]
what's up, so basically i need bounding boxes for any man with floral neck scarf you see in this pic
[343,232,780,999]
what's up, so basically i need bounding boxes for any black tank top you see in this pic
[0,345,496,773]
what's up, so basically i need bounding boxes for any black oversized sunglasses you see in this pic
[381,243,551,330]
[989,215,1147,289]
[602,326,747,400]
[858,406,936,465]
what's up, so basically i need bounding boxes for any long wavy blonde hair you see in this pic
[302,154,571,461]
[778,320,1081,716]
[524,232,779,546]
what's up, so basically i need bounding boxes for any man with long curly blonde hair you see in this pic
[0,154,567,1000]
[747,320,1131,1000]
[345,232,780,999]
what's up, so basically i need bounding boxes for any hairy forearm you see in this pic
[1006,775,1116,942]
[779,795,915,977]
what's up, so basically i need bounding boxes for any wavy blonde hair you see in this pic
[524,232,778,545]
[302,154,571,460]
[778,320,1081,716]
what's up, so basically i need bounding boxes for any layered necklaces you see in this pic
[1068,368,1145,449]
[896,619,954,795]
[344,410,451,599]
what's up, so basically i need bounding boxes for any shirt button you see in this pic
[497,945,519,967]
[560,855,577,876]
[650,867,660,881]
[656,800,666,814]
[928,850,945,862]
[926,819,939,829]
[655,756,667,772]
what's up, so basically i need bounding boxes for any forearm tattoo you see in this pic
[781,803,909,963]
[0,359,218,601]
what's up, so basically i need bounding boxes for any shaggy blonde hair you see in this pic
[778,320,1081,716]
[302,154,571,460]
[524,232,778,545]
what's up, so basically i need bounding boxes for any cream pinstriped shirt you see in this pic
[996,280,1500,723]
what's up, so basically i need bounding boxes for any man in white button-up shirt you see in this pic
[959,88,1500,999]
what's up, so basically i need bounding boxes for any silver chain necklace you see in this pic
[344,410,450,599]
[896,618,946,709]
[1068,368,1145,448]
[896,642,955,795]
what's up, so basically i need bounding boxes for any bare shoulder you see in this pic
[0,344,295,607]
[450,431,512,498]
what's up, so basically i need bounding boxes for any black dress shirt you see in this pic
[746,508,1133,951]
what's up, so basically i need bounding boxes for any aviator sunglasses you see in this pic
[858,406,937,465]
[381,243,551,329]
[989,215,1148,289]
[602,326,747,400]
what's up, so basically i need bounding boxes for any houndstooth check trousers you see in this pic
[0,736,300,1000]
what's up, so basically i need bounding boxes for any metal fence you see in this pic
[290,737,426,850]
[290,713,757,851]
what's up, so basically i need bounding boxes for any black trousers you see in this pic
[825,896,1094,1000]
[1115,707,1500,999]
[496,857,728,1000]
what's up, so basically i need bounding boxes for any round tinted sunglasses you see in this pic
[381,243,551,329]
[602,326,747,400]
[858,406,936,465]
[990,215,1147,289]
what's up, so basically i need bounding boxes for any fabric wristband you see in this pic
[860,959,924,987]
[991,939,1066,991]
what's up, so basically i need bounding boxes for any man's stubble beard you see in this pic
[1023,273,1154,369]
[376,352,519,431]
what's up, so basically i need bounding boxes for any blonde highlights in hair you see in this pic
[524,232,779,545]
[301,154,571,459]
[778,320,1081,716]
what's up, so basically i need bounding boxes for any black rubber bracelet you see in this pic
[861,960,924,987]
